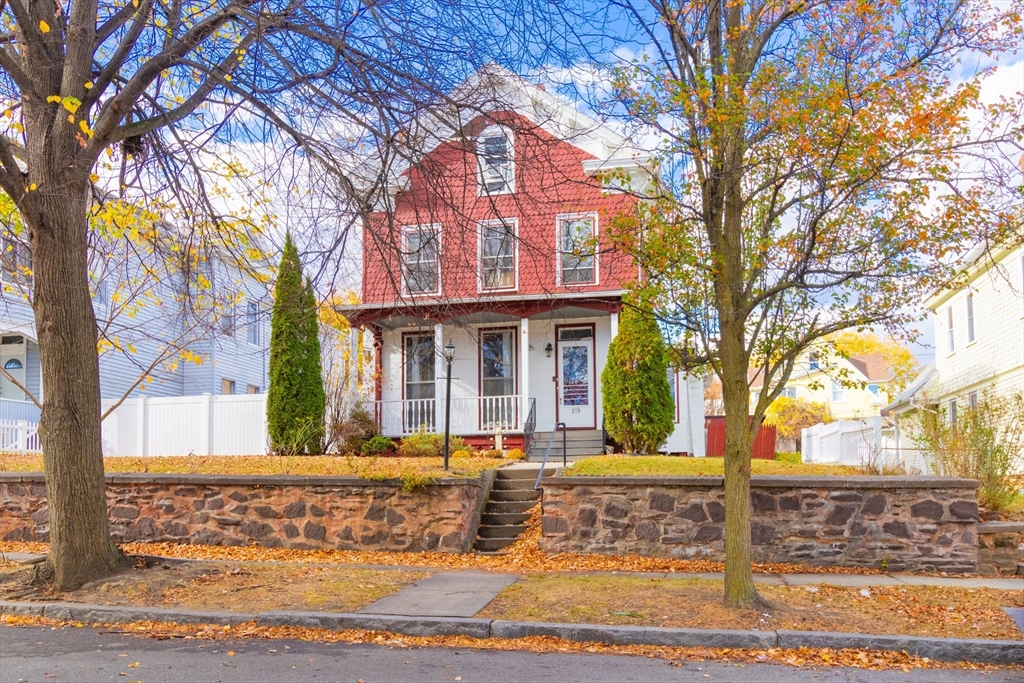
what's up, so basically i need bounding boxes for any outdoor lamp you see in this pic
[544,342,553,357]
[443,339,455,470]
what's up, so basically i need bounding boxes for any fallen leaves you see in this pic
[1,613,1018,673]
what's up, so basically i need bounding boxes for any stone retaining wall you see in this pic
[541,476,980,572]
[976,522,1024,575]
[0,473,486,553]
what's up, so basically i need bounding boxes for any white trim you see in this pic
[966,291,976,345]
[401,223,442,297]
[555,212,600,287]
[946,305,955,355]
[477,125,515,196]
[477,217,519,293]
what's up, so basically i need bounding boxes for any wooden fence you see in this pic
[704,416,777,459]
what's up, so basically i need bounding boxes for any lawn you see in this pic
[0,453,500,484]
[567,455,862,477]
[0,559,428,613]
[477,574,1024,641]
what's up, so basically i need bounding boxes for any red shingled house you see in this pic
[341,65,705,456]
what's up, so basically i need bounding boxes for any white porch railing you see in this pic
[0,418,42,453]
[367,395,521,436]
[801,417,904,469]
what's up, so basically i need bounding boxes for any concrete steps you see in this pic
[526,429,606,461]
[472,467,551,554]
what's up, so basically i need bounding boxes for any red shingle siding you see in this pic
[362,111,637,304]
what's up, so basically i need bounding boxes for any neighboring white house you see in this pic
[883,242,1024,468]
[0,230,271,427]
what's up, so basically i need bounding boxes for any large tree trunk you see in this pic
[27,172,129,590]
[719,327,765,609]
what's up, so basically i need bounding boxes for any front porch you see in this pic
[344,296,623,447]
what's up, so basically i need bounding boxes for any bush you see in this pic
[600,306,674,453]
[396,430,466,458]
[482,449,503,459]
[329,403,380,455]
[451,449,472,459]
[914,390,1024,511]
[361,435,395,457]
[505,448,526,460]
[775,451,802,464]
[765,397,831,441]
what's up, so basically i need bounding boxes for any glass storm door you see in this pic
[556,327,595,429]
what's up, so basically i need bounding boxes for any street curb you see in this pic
[2,600,1021,664]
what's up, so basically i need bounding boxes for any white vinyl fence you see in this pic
[0,418,41,453]
[801,417,903,469]
[102,393,268,457]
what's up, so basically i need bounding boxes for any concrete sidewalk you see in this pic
[358,571,519,618]
[3,551,1020,590]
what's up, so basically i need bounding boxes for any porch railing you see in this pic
[367,395,522,436]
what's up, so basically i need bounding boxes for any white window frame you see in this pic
[966,292,975,344]
[477,125,515,196]
[781,386,797,399]
[401,224,441,297]
[831,380,844,403]
[949,398,957,424]
[868,383,881,404]
[946,305,955,354]
[477,218,518,292]
[556,213,599,286]
[968,391,978,411]
[808,352,819,371]
[246,300,260,346]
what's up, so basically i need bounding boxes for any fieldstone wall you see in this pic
[0,473,486,553]
[541,476,980,572]
[976,522,1024,576]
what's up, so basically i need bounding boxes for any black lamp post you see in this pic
[442,339,455,471]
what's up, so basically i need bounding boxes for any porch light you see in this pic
[443,339,456,363]
[544,342,553,358]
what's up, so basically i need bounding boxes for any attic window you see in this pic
[4,359,23,370]
[478,126,514,195]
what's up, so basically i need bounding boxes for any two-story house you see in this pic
[340,64,705,456]
[884,242,1024,431]
[751,350,893,421]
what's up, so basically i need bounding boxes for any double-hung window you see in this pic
[946,306,955,353]
[831,381,844,402]
[478,126,514,195]
[246,301,260,345]
[808,352,819,371]
[403,225,440,295]
[558,215,597,285]
[479,219,516,291]
[966,293,975,343]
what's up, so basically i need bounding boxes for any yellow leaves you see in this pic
[38,20,49,33]
[79,120,94,138]
[84,81,94,90]
[61,97,81,114]
[89,174,99,183]
[46,95,61,104]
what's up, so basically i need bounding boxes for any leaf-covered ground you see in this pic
[0,453,500,481]
[2,614,1020,674]
[568,456,864,477]
[0,560,428,613]
[477,574,1024,640]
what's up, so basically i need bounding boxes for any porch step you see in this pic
[495,467,553,481]
[492,478,542,491]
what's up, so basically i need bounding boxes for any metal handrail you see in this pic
[523,398,537,456]
[534,422,566,491]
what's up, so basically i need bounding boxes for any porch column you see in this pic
[520,317,530,429]
[434,322,444,432]
[610,311,619,341]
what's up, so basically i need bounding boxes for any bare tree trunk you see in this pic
[27,174,129,590]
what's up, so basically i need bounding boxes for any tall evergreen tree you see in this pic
[601,307,675,454]
[267,234,325,453]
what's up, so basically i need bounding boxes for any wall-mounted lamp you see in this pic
[544,342,553,358]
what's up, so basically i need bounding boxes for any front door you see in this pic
[556,326,595,429]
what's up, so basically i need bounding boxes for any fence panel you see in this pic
[704,417,777,459]
[802,417,886,467]
[102,393,268,457]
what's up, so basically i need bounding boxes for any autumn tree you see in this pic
[601,306,675,453]
[764,397,830,448]
[829,331,920,393]
[0,0,554,588]
[602,0,1023,607]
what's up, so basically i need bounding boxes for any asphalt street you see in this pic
[1,626,1020,683]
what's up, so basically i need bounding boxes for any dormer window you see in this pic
[558,214,597,285]
[478,126,514,195]
[402,224,441,295]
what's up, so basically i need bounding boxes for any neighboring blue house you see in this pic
[0,232,270,423]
